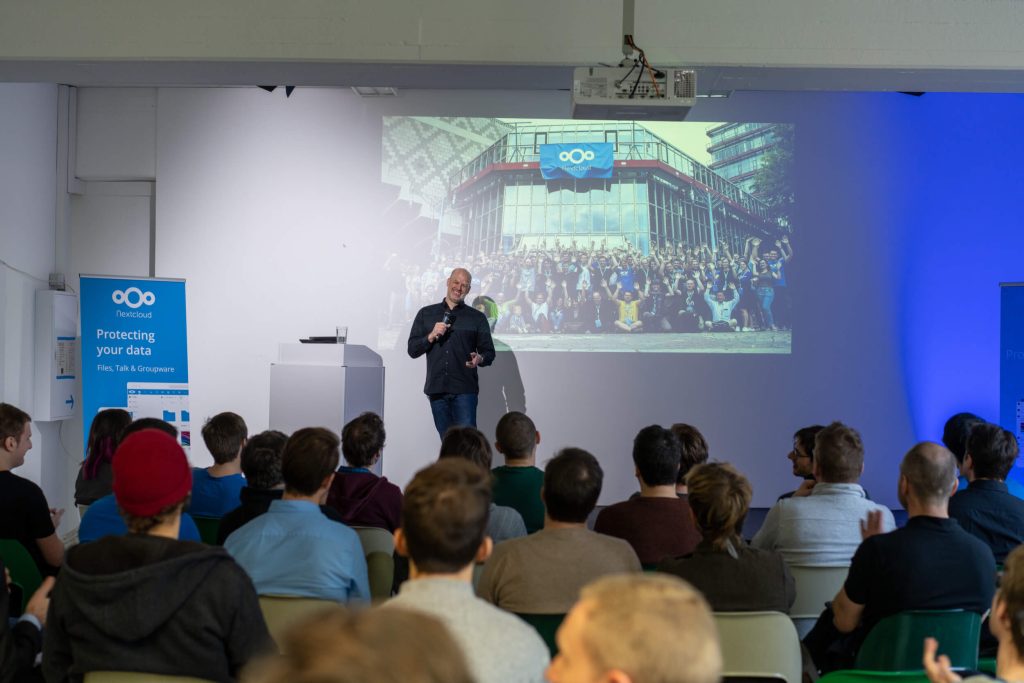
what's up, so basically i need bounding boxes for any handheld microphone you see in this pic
[443,311,454,326]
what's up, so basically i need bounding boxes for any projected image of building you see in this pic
[706,123,789,197]
[445,121,782,256]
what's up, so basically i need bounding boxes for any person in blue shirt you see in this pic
[190,412,247,518]
[225,427,369,603]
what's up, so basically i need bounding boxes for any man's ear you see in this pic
[394,528,410,558]
[604,670,634,683]
[535,431,541,446]
[1,436,13,454]
[475,536,494,564]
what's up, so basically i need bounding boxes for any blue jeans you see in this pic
[428,393,478,438]
[757,286,775,329]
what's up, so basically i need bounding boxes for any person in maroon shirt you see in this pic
[594,425,701,566]
[326,412,403,532]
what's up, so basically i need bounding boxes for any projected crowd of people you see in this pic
[388,235,793,336]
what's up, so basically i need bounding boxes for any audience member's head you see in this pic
[0,402,32,468]
[543,448,603,524]
[633,425,682,488]
[244,606,475,683]
[495,411,539,463]
[670,423,708,488]
[813,421,864,484]
[686,463,752,552]
[790,425,825,479]
[990,545,1024,659]
[201,411,248,465]
[397,459,491,575]
[942,412,985,466]
[240,430,289,490]
[82,408,133,481]
[121,417,178,441]
[965,423,1019,482]
[438,426,493,471]
[281,427,340,497]
[899,442,958,510]
[113,429,192,534]
[548,574,721,683]
[341,412,386,469]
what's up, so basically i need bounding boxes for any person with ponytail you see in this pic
[657,462,795,612]
[73,408,132,508]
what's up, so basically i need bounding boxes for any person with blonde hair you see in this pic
[546,573,721,683]
[658,462,795,612]
[244,606,476,683]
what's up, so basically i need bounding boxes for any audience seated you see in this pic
[492,411,546,534]
[73,408,132,507]
[439,426,527,543]
[924,545,1024,683]
[778,424,825,500]
[546,573,722,683]
[752,421,895,566]
[242,606,475,683]
[948,422,1024,563]
[0,403,64,575]
[225,427,369,602]
[79,418,202,543]
[943,411,986,492]
[1,559,52,683]
[804,442,996,673]
[326,412,403,532]
[476,447,641,613]
[190,411,248,518]
[43,429,272,682]
[670,422,709,497]
[594,425,701,565]
[658,462,795,612]
[385,458,549,683]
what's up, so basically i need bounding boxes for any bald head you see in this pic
[445,268,472,306]
[900,442,958,507]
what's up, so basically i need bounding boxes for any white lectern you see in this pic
[269,343,385,475]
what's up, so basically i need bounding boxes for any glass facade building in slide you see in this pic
[446,121,780,256]
[706,122,786,196]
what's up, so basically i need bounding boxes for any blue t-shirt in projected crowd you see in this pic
[189,469,246,518]
[78,494,202,543]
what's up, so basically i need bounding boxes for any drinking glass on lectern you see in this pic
[335,326,348,344]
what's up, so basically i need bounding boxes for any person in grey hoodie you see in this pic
[42,429,272,683]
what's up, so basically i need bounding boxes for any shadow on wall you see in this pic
[477,344,526,443]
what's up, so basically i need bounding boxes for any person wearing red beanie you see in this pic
[42,429,273,683]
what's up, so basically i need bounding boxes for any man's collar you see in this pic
[442,299,466,310]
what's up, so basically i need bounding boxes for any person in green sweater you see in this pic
[492,412,545,534]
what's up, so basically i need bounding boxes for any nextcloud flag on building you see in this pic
[540,142,614,180]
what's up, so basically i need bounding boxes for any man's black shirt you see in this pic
[948,479,1024,563]
[408,300,495,396]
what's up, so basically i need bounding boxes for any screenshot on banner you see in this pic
[377,118,795,354]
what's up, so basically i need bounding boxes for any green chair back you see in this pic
[817,670,931,683]
[978,657,997,675]
[714,611,803,683]
[191,516,221,545]
[84,673,216,682]
[788,565,849,638]
[0,538,43,611]
[258,595,338,650]
[351,527,395,601]
[516,613,565,658]
[854,610,981,671]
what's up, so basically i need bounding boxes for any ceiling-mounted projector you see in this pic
[571,66,696,121]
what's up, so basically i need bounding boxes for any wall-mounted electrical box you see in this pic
[34,290,79,421]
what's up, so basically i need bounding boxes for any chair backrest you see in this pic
[0,538,43,611]
[84,673,216,683]
[714,611,803,683]
[258,595,338,649]
[854,610,982,671]
[817,670,931,683]
[515,613,565,658]
[351,527,395,601]
[191,516,221,545]
[789,565,849,638]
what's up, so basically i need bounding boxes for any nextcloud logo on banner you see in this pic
[540,142,614,180]
[112,287,157,318]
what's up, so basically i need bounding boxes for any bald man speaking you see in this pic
[408,268,496,438]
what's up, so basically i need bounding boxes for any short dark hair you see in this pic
[241,430,289,490]
[401,459,491,573]
[814,422,864,483]
[282,428,340,496]
[438,426,493,470]
[793,425,826,461]
[943,412,986,465]
[901,442,957,505]
[495,412,537,461]
[121,417,178,440]
[201,412,248,464]
[633,425,681,487]
[967,423,1019,481]
[121,495,191,535]
[0,403,31,445]
[342,412,386,468]
[543,447,603,523]
[671,423,708,485]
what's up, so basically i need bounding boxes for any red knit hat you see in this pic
[112,429,192,517]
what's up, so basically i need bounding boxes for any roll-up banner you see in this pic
[80,276,191,452]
